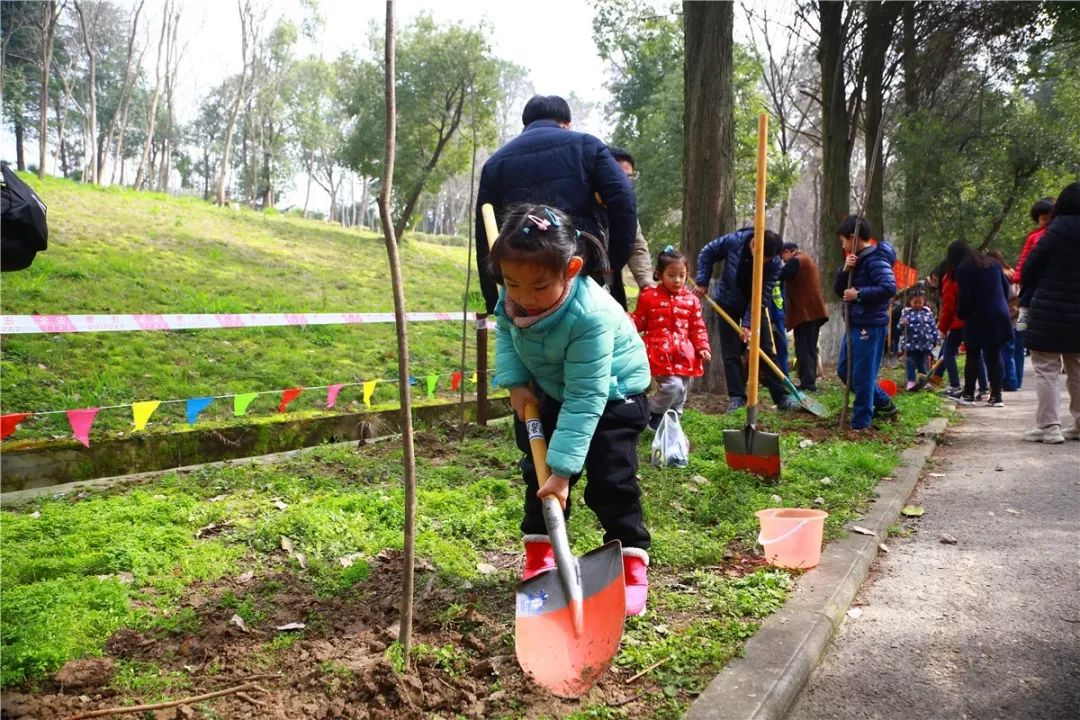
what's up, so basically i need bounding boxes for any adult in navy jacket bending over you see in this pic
[475,95,637,313]
[693,227,793,412]
[833,216,899,430]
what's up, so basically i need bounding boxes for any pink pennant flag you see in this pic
[67,408,100,448]
[278,387,303,413]
[326,384,345,409]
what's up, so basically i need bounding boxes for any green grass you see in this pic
[0,174,490,440]
[1,387,942,702]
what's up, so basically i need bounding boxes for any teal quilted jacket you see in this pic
[494,276,651,477]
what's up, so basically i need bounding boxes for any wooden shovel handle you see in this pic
[481,203,499,252]
[747,113,769,411]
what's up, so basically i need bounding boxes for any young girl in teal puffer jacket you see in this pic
[490,204,653,616]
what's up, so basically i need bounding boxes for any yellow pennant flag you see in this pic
[132,401,161,431]
[470,371,478,384]
[362,380,379,408]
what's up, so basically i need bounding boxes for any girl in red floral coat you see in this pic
[631,246,712,430]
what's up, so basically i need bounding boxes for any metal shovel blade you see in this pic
[515,539,626,698]
[724,425,781,479]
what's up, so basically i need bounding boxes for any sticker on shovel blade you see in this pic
[517,589,549,616]
[526,419,544,441]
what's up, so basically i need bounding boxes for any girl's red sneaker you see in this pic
[522,535,556,580]
[623,548,649,616]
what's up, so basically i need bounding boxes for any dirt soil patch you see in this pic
[1,546,773,720]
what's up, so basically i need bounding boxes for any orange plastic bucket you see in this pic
[756,508,828,569]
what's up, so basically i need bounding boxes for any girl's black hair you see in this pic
[836,215,872,241]
[486,204,609,284]
[1030,197,1055,223]
[944,238,988,273]
[653,246,687,281]
[1053,182,1080,217]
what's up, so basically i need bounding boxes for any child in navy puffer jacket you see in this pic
[833,216,899,430]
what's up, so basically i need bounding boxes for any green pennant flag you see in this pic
[234,392,258,416]
[426,374,438,399]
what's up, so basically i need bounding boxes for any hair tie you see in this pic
[575,230,581,239]
[663,244,675,253]
[525,214,551,232]
[542,207,562,227]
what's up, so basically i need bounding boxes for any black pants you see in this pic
[793,321,822,391]
[718,306,789,404]
[962,330,1003,398]
[516,392,650,550]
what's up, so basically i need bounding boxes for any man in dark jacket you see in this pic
[779,242,828,392]
[475,95,637,312]
[693,228,796,412]
[833,216,898,430]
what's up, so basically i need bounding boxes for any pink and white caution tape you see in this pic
[0,311,480,334]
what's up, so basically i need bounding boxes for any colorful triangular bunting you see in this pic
[362,380,379,408]
[426,374,438,399]
[278,387,303,413]
[451,371,463,391]
[67,408,100,447]
[1,413,31,440]
[234,393,258,416]
[326,384,344,409]
[186,397,213,425]
[132,401,161,431]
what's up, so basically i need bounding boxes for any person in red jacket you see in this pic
[932,263,987,398]
[631,246,711,430]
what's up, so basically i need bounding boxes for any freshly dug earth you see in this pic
[1,549,769,720]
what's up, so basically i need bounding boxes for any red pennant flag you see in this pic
[278,387,303,413]
[326,384,344,409]
[1,413,31,440]
[67,408,100,448]
[451,371,463,391]
[893,260,919,292]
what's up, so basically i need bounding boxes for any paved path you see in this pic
[789,377,1080,720]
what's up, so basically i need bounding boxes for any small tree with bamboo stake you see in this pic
[378,0,418,665]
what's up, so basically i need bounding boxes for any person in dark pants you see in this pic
[692,228,797,412]
[490,204,653,616]
[475,95,637,312]
[833,216,899,430]
[779,242,828,392]
[948,239,1012,407]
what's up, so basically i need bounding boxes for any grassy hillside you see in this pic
[1,175,489,442]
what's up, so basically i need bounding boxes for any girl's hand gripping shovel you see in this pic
[514,403,626,698]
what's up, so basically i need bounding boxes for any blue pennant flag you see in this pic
[186,396,214,425]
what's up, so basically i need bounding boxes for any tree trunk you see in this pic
[302,157,314,217]
[37,1,60,179]
[378,0,416,665]
[103,0,143,185]
[683,0,735,395]
[216,0,253,205]
[53,92,69,177]
[817,1,851,364]
[75,2,99,185]
[392,88,466,240]
[135,4,169,190]
[900,1,919,267]
[779,191,790,240]
[862,2,900,240]
[15,121,26,171]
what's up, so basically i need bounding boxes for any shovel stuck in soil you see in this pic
[722,114,782,480]
[514,404,626,698]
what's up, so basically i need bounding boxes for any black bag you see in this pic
[1,163,48,272]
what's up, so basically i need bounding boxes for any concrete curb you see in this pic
[686,416,949,720]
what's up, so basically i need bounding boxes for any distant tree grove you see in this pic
[1,0,1077,265]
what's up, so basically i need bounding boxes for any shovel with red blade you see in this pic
[514,403,626,698]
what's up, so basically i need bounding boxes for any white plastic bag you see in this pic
[651,410,689,468]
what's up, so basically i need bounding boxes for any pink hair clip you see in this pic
[526,214,551,232]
